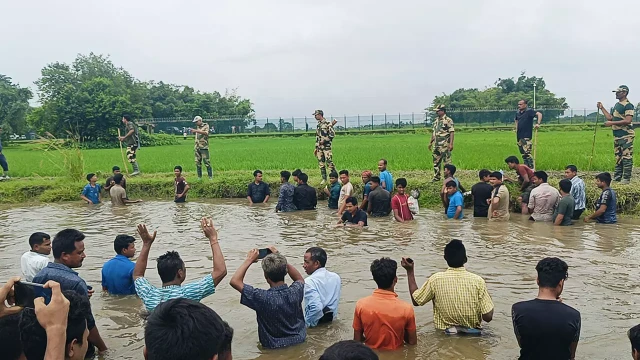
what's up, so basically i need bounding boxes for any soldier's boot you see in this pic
[131,162,141,176]
[207,166,213,180]
[197,166,203,180]
[622,158,633,184]
[320,168,327,183]
[613,163,623,182]
[524,157,534,170]
[432,168,441,182]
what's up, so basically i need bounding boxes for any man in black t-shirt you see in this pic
[338,197,367,227]
[515,100,543,169]
[293,173,317,210]
[367,176,391,217]
[512,257,580,360]
[105,166,126,192]
[247,170,271,205]
[471,169,493,217]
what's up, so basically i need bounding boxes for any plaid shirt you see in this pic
[413,267,494,330]
[135,274,215,312]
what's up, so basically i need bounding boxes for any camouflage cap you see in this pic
[313,110,324,116]
[433,104,446,112]
[193,116,203,122]
[613,85,629,93]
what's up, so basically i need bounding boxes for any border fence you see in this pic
[138,108,638,135]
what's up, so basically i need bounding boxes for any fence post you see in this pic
[398,113,401,129]
[358,114,360,129]
[584,109,586,123]
[411,112,415,129]
[371,114,374,131]
[305,116,308,132]
[254,120,257,133]
[344,115,347,131]
[266,117,270,133]
[384,113,387,129]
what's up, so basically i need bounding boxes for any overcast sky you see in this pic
[2,0,639,117]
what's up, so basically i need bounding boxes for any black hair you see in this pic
[559,179,572,193]
[444,239,467,268]
[145,298,228,360]
[20,290,90,360]
[112,165,120,171]
[329,171,339,178]
[221,321,234,359]
[533,171,548,182]
[370,257,397,289]
[628,324,640,353]
[52,229,85,259]
[113,173,124,185]
[280,170,291,181]
[345,196,358,206]
[395,178,407,188]
[157,251,185,283]
[306,247,327,267]
[565,165,578,173]
[379,158,388,165]
[0,313,23,360]
[253,169,262,177]
[86,173,95,182]
[114,234,135,255]
[490,171,503,180]
[292,169,302,177]
[535,257,569,288]
[479,169,491,180]
[320,340,379,360]
[445,180,457,188]
[29,232,50,248]
[520,99,529,105]
[444,164,456,176]
[339,169,349,176]
[123,114,132,122]
[596,172,612,186]
[370,176,380,184]
[299,173,309,183]
[174,165,183,172]
[505,156,520,164]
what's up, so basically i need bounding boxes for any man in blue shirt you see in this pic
[133,218,228,311]
[302,247,341,327]
[230,246,306,349]
[378,159,394,192]
[360,171,373,210]
[585,172,617,224]
[446,181,464,219]
[80,173,101,204]
[323,171,341,209]
[32,228,108,356]
[101,235,136,295]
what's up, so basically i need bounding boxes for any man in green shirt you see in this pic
[190,116,212,180]
[553,179,575,226]
[429,105,455,182]
[598,85,635,184]
[118,115,141,176]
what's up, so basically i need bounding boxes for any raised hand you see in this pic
[137,224,157,246]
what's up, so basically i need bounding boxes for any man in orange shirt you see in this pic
[353,257,417,350]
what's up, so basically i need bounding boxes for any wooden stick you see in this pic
[118,129,130,175]
[533,127,538,170]
[589,109,600,171]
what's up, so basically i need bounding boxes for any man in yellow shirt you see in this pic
[401,239,494,333]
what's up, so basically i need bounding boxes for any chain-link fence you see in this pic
[140,108,638,135]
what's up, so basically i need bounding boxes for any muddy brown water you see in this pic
[1,200,639,360]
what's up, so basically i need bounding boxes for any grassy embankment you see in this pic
[2,129,640,214]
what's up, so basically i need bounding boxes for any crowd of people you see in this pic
[4,225,640,359]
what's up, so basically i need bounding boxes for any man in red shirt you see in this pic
[174,165,190,203]
[505,156,534,214]
[391,178,414,222]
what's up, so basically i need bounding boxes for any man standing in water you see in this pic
[429,105,455,182]
[313,110,337,185]
[276,170,297,212]
[514,99,542,169]
[104,166,126,193]
[528,171,560,222]
[512,257,580,360]
[119,115,141,176]
[584,172,617,224]
[488,171,510,221]
[564,165,586,220]
[598,85,635,184]
[0,126,10,180]
[191,116,213,180]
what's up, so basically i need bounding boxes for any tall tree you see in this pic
[0,75,33,137]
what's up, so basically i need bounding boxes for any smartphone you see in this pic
[258,248,272,260]
[14,281,52,308]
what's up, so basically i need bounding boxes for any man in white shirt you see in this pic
[565,165,586,219]
[528,171,560,222]
[21,232,52,281]
[337,170,354,215]
[302,247,341,327]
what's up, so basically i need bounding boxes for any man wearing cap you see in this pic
[190,116,212,180]
[598,86,635,184]
[119,115,141,176]
[515,99,543,169]
[314,110,337,184]
[428,105,455,182]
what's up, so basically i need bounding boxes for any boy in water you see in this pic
[584,172,617,224]
[81,173,101,204]
[445,181,464,220]
[323,171,341,210]
[174,166,190,203]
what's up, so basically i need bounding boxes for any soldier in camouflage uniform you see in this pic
[313,110,337,184]
[598,85,635,184]
[119,115,141,176]
[191,116,213,180]
[428,105,455,182]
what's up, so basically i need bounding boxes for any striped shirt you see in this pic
[569,176,586,210]
[134,274,215,311]
[413,267,494,330]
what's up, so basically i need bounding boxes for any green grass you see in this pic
[1,130,626,177]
